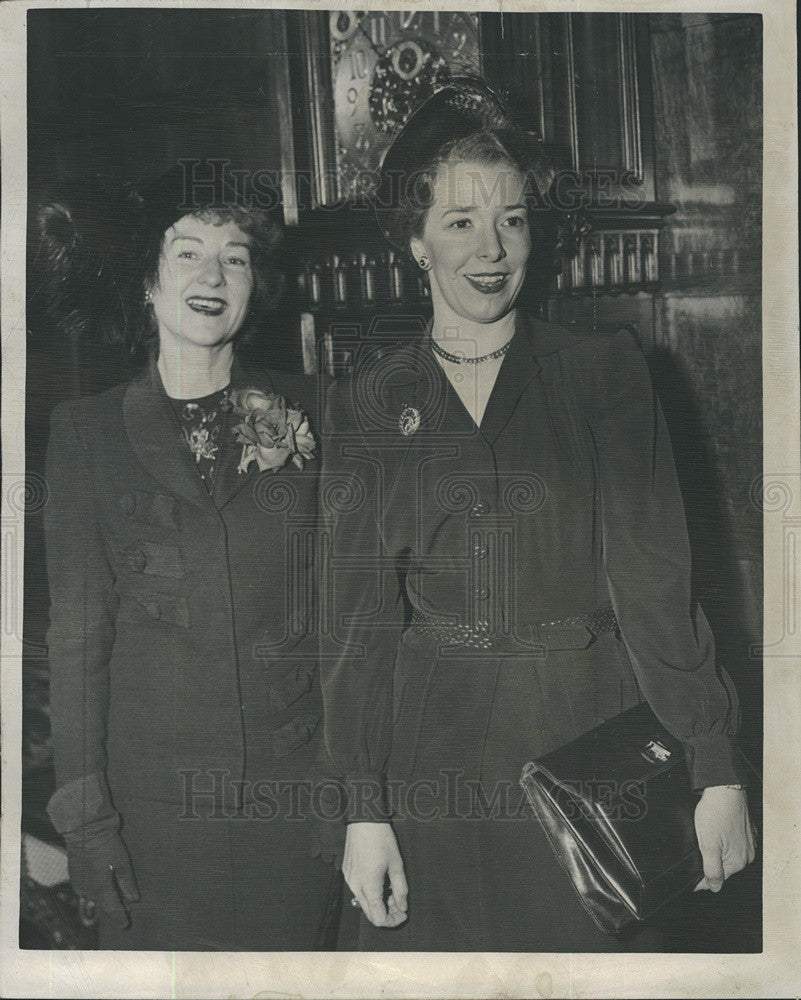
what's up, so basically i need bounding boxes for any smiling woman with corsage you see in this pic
[320,80,756,951]
[41,165,331,950]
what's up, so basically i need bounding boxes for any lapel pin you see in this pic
[399,405,421,437]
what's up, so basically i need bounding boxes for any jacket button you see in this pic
[469,501,490,517]
[118,493,136,516]
[128,549,147,572]
[143,600,161,619]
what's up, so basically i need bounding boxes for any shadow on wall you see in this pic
[652,345,763,766]
[650,345,762,953]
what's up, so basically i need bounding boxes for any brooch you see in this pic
[398,405,421,437]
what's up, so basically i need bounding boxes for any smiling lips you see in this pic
[464,273,510,294]
[186,296,227,316]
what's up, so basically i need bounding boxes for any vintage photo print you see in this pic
[1,1,798,997]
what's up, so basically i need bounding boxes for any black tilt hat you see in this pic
[373,77,510,248]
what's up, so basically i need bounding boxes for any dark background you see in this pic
[22,8,762,951]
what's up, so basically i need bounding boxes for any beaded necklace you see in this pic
[430,336,513,365]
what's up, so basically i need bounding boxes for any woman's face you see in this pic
[410,158,531,326]
[150,213,254,352]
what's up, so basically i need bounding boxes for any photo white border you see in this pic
[2,1,798,997]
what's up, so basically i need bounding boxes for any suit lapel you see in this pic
[123,354,216,512]
[364,341,444,513]
[123,355,315,513]
[396,312,545,448]
[381,339,455,444]
[478,312,542,446]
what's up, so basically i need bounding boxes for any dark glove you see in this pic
[47,773,139,927]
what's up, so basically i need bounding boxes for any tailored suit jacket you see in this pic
[44,352,326,811]
[320,311,745,821]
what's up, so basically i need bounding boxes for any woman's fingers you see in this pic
[342,822,408,928]
[720,836,753,880]
[696,849,725,892]
[696,839,752,891]
[342,878,386,925]
[360,870,390,926]
[357,871,407,927]
[383,831,408,926]
[341,825,388,927]
[385,892,407,925]
[694,787,756,891]
[341,864,375,923]
[747,820,758,864]
[110,859,140,904]
[352,881,406,927]
[719,808,757,880]
[387,851,408,916]
[96,884,131,927]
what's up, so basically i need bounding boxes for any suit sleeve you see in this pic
[318,379,407,821]
[44,403,118,804]
[575,331,745,790]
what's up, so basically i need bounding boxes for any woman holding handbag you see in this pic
[41,165,332,949]
[319,79,756,951]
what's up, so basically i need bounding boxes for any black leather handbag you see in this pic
[520,701,703,935]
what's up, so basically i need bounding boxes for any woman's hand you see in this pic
[63,820,140,927]
[342,822,408,927]
[46,775,139,927]
[694,785,756,892]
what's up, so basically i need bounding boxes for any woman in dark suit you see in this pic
[320,81,755,951]
[42,167,331,949]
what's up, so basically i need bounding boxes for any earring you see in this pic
[144,289,152,305]
[418,256,430,271]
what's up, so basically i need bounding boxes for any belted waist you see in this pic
[405,605,619,653]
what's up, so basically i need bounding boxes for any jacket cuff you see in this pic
[344,774,392,823]
[46,772,117,835]
[685,736,749,790]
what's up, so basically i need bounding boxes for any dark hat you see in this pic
[373,77,510,247]
[134,160,246,237]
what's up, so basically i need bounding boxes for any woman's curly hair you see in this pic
[33,163,283,354]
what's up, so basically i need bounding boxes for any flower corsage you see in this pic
[225,388,316,474]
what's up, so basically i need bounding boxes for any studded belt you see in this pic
[406,605,619,652]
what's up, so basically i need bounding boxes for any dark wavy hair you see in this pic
[383,127,556,257]
[33,163,283,354]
